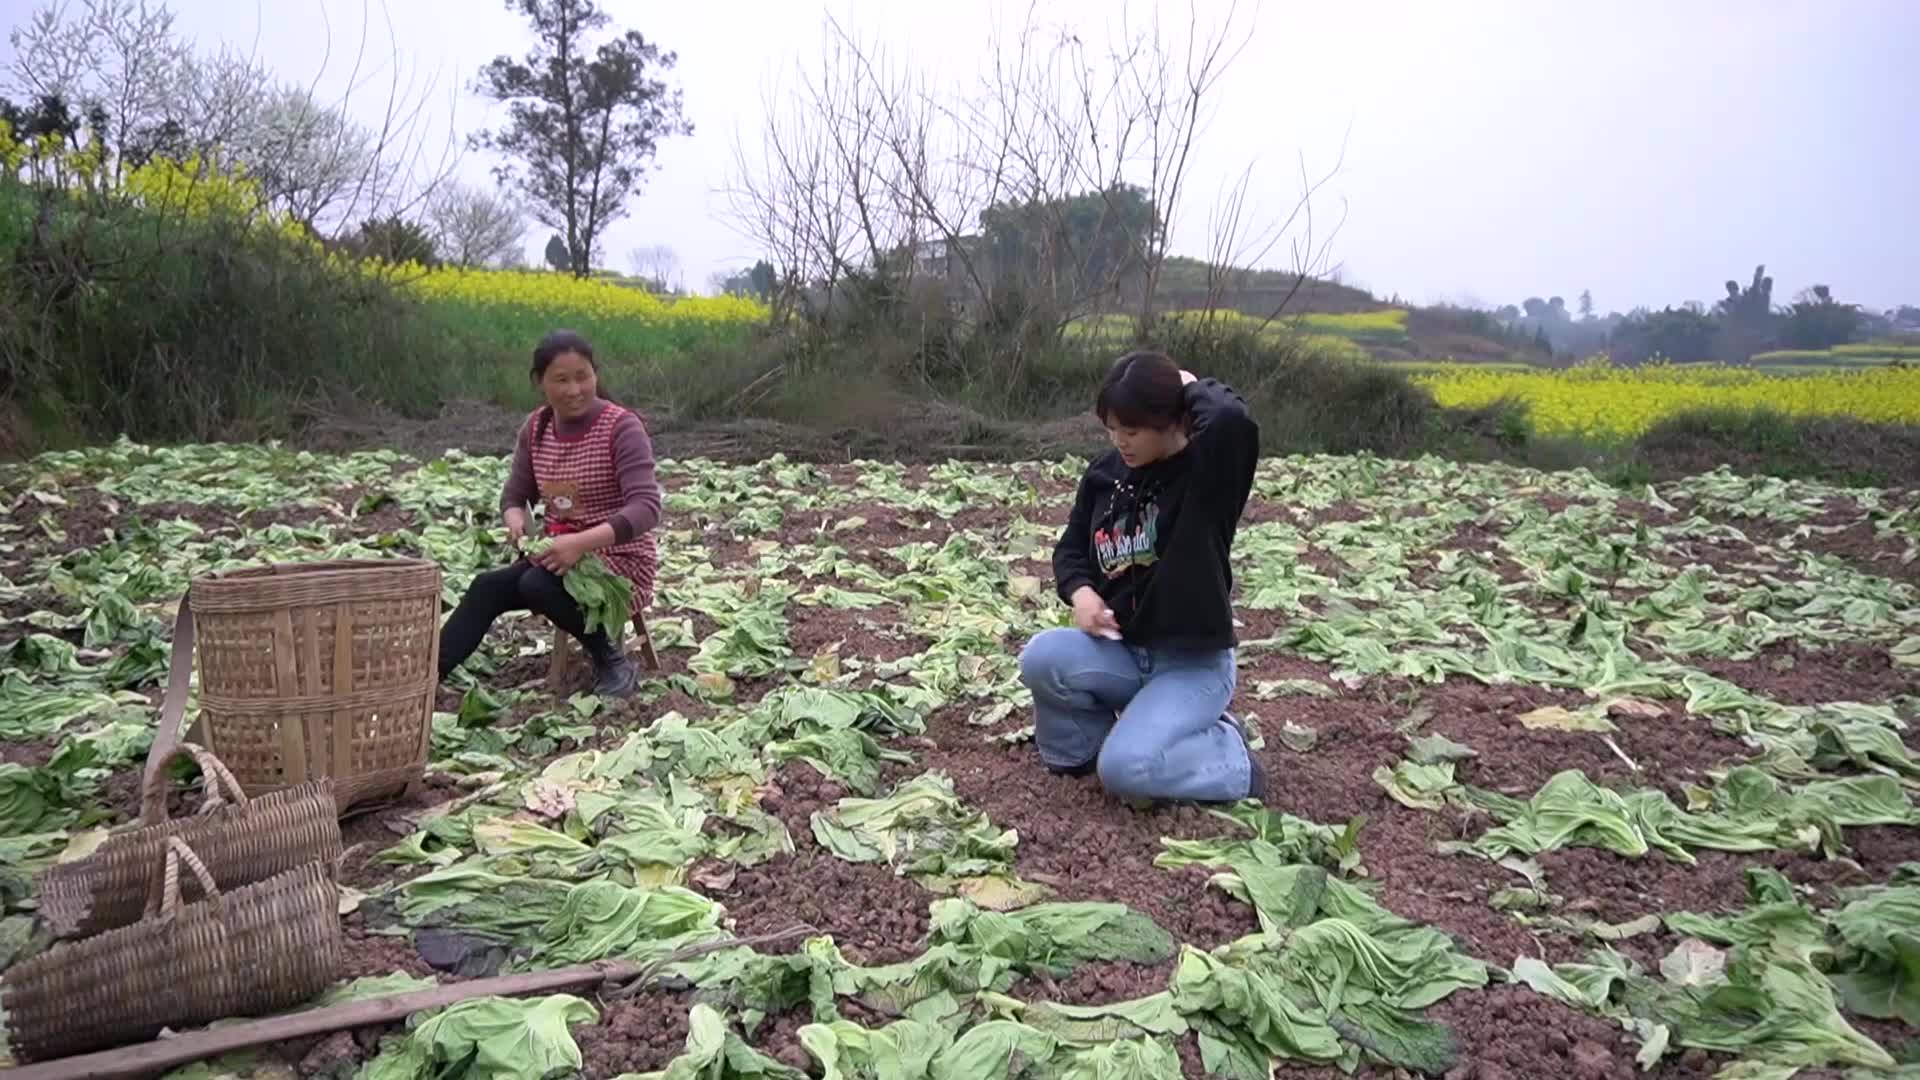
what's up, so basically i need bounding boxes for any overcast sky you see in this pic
[6,0,1915,312]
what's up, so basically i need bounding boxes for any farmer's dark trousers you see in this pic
[437,560,600,679]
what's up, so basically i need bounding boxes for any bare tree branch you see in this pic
[719,0,1343,361]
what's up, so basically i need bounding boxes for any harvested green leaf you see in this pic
[1253,678,1336,699]
[361,993,599,1080]
[798,1015,954,1080]
[1660,939,1728,987]
[768,729,914,796]
[1278,720,1318,753]
[522,541,632,639]
[1154,804,1363,877]
[810,772,1022,891]
[1406,733,1476,765]
[311,972,437,1008]
[0,764,69,835]
[1516,704,1615,732]
[1827,883,1920,1026]
[534,881,725,966]
[1170,946,1344,1069]
[1371,760,1462,811]
[929,1020,1058,1080]
[929,898,1174,976]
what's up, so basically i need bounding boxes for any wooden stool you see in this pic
[547,608,662,693]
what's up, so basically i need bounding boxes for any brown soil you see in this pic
[903,718,1260,949]
[1691,641,1913,706]
[577,989,696,1078]
[0,738,59,768]
[337,916,440,981]
[740,1007,819,1075]
[1423,985,1643,1080]
[1416,682,1750,800]
[1433,522,1528,582]
[1662,499,1920,588]
[1537,846,1876,929]
[712,848,936,966]
[1845,823,1920,875]
[787,603,929,665]
[1802,520,1920,586]
[1016,957,1176,1006]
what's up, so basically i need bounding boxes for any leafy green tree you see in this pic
[1609,306,1718,364]
[977,184,1159,300]
[472,0,693,277]
[715,259,776,301]
[1781,285,1860,350]
[1713,264,1777,360]
[354,216,440,267]
[0,93,81,143]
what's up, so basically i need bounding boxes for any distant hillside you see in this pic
[1137,258,1533,365]
[1149,257,1389,316]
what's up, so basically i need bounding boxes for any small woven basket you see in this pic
[37,742,342,941]
[2,837,341,1063]
[143,558,442,815]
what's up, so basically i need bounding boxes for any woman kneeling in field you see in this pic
[1019,349,1265,804]
[436,330,662,698]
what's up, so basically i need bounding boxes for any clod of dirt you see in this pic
[577,990,694,1078]
[299,1031,365,1080]
[1571,1040,1617,1079]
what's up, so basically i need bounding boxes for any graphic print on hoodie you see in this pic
[1094,495,1160,578]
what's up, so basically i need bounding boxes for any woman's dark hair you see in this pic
[1095,349,1188,430]
[532,329,598,381]
[531,329,610,441]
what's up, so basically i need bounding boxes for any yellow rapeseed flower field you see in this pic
[367,263,770,360]
[401,266,769,326]
[1413,359,1920,439]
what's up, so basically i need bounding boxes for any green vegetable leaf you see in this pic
[363,994,599,1080]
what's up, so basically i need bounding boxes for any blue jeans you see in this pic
[1018,627,1251,802]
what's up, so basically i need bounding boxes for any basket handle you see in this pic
[141,741,251,825]
[148,836,219,919]
[139,595,201,824]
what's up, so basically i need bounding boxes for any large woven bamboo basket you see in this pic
[38,742,342,940]
[144,557,442,815]
[2,837,341,1063]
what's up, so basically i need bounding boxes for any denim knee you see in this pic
[1095,740,1154,799]
[1018,627,1083,698]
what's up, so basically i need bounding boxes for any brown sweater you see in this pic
[500,400,662,543]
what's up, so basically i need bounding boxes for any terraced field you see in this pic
[2,444,1917,1078]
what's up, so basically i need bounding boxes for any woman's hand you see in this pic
[1070,586,1122,640]
[535,532,593,575]
[504,508,528,552]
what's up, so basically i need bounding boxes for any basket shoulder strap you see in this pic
[139,595,198,824]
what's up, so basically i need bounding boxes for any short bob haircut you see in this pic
[1094,350,1188,430]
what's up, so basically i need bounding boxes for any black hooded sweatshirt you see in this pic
[1051,377,1260,651]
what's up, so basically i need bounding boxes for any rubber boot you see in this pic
[582,630,638,698]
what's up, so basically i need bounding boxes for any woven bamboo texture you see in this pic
[186,558,441,812]
[2,838,341,1063]
[37,743,342,941]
